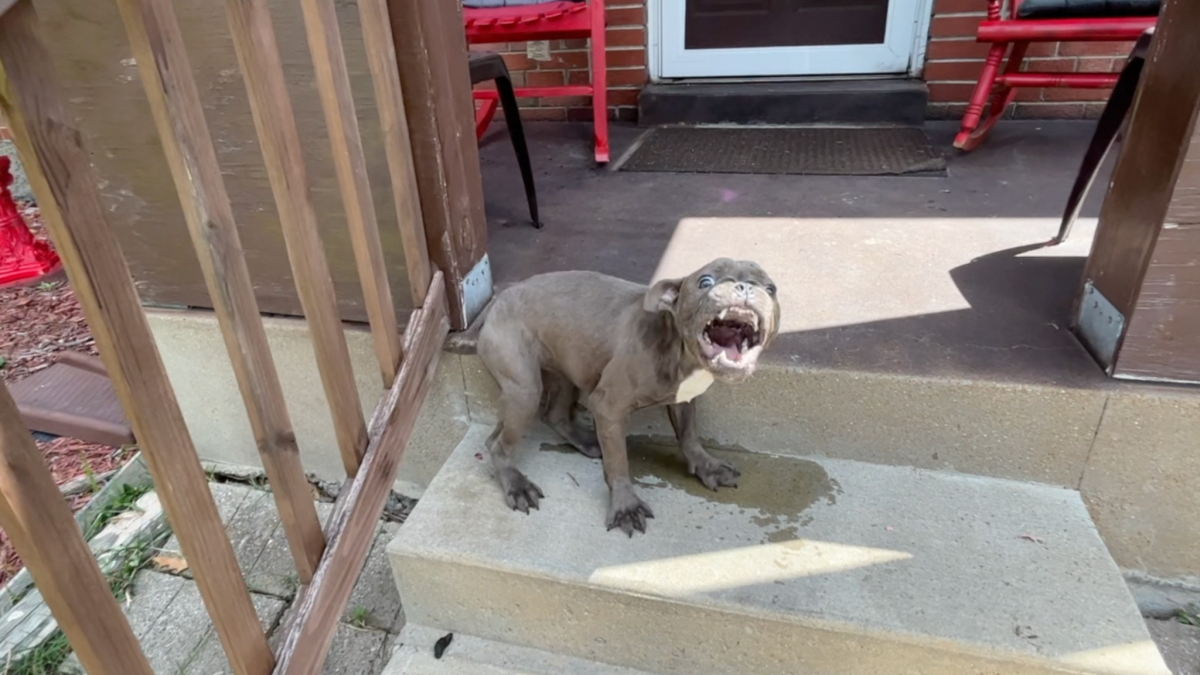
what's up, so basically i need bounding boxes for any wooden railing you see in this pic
[0,0,460,671]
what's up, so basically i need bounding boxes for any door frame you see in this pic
[648,0,936,80]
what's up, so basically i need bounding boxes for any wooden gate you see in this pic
[0,0,470,670]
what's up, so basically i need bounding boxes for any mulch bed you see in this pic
[0,202,132,587]
[0,206,98,384]
[0,439,130,585]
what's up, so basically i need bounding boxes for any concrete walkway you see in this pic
[77,482,406,675]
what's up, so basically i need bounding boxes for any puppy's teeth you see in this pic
[719,309,728,320]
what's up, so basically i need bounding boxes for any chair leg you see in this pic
[590,3,610,164]
[475,96,499,141]
[959,41,1029,151]
[1052,30,1153,245]
[988,41,1028,118]
[495,75,541,228]
[954,42,1009,151]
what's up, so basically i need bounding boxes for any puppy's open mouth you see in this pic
[699,306,764,369]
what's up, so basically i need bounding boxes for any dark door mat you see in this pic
[618,126,947,176]
[9,352,134,447]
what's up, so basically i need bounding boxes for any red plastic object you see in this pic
[954,0,1157,152]
[0,156,61,288]
[465,0,610,164]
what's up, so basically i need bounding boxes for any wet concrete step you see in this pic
[386,424,1168,675]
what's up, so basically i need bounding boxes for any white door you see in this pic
[655,0,928,79]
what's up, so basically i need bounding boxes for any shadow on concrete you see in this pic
[770,244,1101,385]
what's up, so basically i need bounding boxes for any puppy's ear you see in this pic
[644,278,682,313]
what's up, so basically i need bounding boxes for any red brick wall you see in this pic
[924,0,1133,119]
[469,0,649,122]
[474,0,1134,122]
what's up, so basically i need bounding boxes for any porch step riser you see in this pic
[637,80,929,127]
[456,354,1107,491]
[390,563,1065,675]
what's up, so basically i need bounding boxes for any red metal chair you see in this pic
[464,0,609,164]
[954,0,1158,152]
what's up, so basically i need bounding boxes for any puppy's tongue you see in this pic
[705,321,749,362]
[708,324,741,345]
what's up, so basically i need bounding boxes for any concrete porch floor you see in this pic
[478,120,1112,387]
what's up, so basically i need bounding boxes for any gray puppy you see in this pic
[477,258,781,536]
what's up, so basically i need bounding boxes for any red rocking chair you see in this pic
[954,0,1159,152]
[464,0,609,164]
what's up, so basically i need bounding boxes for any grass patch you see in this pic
[349,605,369,629]
[2,632,70,675]
[1176,608,1199,627]
[82,483,152,540]
[3,484,158,674]
[107,540,153,603]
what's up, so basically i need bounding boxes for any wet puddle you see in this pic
[541,436,840,542]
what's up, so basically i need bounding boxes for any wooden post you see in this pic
[1072,0,1200,383]
[388,0,490,330]
[358,0,433,308]
[299,0,403,388]
[0,384,154,675]
[112,0,326,582]
[222,0,369,476]
[0,2,274,673]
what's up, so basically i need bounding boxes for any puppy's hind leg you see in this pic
[542,370,601,459]
[488,376,546,512]
[479,330,546,513]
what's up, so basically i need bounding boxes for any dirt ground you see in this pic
[0,202,131,585]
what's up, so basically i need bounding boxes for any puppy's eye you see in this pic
[698,275,715,289]
[765,284,777,297]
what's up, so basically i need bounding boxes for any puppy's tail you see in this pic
[475,295,497,327]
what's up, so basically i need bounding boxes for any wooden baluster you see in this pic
[222,0,369,476]
[299,0,403,387]
[358,0,433,307]
[113,0,326,581]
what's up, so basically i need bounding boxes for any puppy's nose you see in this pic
[734,282,751,296]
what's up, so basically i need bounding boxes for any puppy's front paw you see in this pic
[691,457,740,492]
[606,486,654,537]
[499,469,544,514]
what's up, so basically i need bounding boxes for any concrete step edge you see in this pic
[390,546,1164,675]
